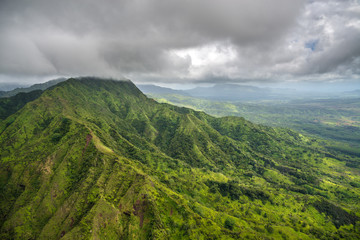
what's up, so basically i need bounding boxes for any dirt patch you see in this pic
[149,180,155,187]
[70,217,74,227]
[133,195,148,228]
[82,134,93,154]
[41,156,53,175]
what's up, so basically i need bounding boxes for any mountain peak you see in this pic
[49,76,144,98]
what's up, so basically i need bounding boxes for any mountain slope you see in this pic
[0,90,43,120]
[0,77,359,239]
[148,94,360,158]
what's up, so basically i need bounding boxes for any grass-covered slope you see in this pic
[0,77,359,239]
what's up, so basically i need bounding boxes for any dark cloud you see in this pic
[0,0,359,84]
[295,1,360,76]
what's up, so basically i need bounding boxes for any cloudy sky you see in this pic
[0,0,359,87]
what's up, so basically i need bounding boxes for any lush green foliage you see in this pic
[0,78,359,239]
[0,90,43,120]
[151,94,360,156]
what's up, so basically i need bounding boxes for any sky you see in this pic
[0,0,360,88]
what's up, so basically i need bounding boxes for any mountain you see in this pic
[137,84,189,96]
[0,83,26,92]
[139,83,304,102]
[0,77,359,239]
[140,83,359,102]
[146,94,360,150]
[186,84,272,101]
[343,89,360,97]
[139,83,274,101]
[0,78,66,98]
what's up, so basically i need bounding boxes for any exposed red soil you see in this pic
[133,195,148,228]
[82,134,93,154]
[70,217,74,227]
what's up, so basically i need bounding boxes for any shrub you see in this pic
[224,218,235,230]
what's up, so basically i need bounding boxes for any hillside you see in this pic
[150,94,360,157]
[0,90,43,120]
[0,77,359,239]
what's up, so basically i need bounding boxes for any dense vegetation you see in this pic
[0,90,43,120]
[151,94,360,157]
[0,78,359,239]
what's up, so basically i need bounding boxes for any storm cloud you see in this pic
[0,0,359,84]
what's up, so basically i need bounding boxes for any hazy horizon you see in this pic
[1,76,359,95]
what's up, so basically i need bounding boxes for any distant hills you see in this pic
[139,83,359,102]
[139,83,279,101]
[344,89,360,97]
[2,79,359,102]
[139,83,275,101]
[186,84,274,101]
[0,77,359,239]
[0,83,25,92]
[0,90,43,120]
[0,78,66,98]
[137,84,190,96]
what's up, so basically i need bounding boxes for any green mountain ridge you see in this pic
[0,77,359,239]
[148,93,360,158]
